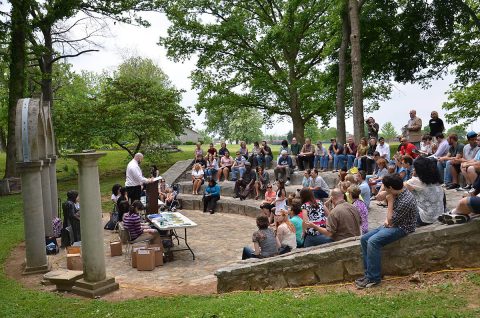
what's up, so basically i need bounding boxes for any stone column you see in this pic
[68,152,119,298]
[49,155,59,219]
[40,158,53,236]
[17,161,50,275]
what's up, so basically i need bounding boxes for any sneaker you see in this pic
[285,180,291,186]
[457,185,472,191]
[355,276,367,284]
[446,183,459,190]
[355,278,380,289]
[441,213,470,225]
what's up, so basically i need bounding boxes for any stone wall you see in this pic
[215,219,480,293]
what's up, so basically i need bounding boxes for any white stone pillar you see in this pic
[49,155,59,219]
[40,158,53,236]
[17,161,50,275]
[68,152,118,298]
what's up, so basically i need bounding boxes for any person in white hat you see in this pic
[275,150,293,186]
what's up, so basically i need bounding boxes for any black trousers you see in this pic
[298,155,314,170]
[126,185,142,203]
[203,195,220,212]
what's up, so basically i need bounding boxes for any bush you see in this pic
[171,140,182,145]
[184,141,197,145]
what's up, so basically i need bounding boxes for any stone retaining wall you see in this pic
[215,219,480,293]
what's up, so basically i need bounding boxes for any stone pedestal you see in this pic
[68,152,119,298]
[40,158,53,236]
[49,155,59,219]
[17,161,50,275]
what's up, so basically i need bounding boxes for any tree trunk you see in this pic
[0,127,7,152]
[40,26,54,108]
[349,0,365,144]
[335,9,350,145]
[5,0,29,178]
[291,114,305,145]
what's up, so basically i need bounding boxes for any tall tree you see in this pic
[159,0,339,143]
[380,122,397,140]
[228,109,263,144]
[5,0,30,178]
[335,8,350,145]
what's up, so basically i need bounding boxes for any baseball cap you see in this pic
[281,150,288,155]
[467,131,478,139]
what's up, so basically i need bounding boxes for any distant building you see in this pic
[177,128,202,144]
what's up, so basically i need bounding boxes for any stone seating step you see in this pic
[44,270,84,291]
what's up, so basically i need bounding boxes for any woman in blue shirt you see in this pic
[203,178,221,214]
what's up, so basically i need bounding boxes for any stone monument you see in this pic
[69,152,119,298]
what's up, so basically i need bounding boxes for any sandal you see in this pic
[377,203,387,207]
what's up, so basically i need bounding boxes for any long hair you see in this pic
[277,210,296,233]
[111,184,121,195]
[413,157,442,185]
[299,188,317,208]
[130,200,144,214]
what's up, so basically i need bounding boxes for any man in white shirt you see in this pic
[309,169,330,199]
[375,137,390,161]
[125,153,152,203]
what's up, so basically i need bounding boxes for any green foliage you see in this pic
[318,127,338,142]
[197,129,212,144]
[380,122,398,140]
[447,125,468,139]
[443,83,480,126]
[304,118,321,142]
[228,109,263,144]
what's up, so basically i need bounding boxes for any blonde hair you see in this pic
[277,210,296,233]
[348,185,361,199]
[193,163,202,171]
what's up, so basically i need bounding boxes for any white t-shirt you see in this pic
[192,169,204,179]
[125,159,148,187]
[406,177,444,224]
[375,143,390,160]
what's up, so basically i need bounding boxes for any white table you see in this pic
[148,212,197,260]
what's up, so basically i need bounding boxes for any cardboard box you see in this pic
[136,248,155,271]
[110,241,122,257]
[66,246,81,255]
[149,244,164,267]
[66,253,83,271]
[131,244,148,268]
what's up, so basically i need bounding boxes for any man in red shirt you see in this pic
[398,138,419,159]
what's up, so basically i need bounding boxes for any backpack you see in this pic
[46,237,59,255]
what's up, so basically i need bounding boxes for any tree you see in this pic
[304,118,321,142]
[228,109,263,144]
[447,125,467,139]
[95,57,190,157]
[159,0,340,143]
[318,127,338,142]
[380,122,398,140]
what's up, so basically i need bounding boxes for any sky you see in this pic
[9,8,479,136]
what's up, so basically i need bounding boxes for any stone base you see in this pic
[44,270,84,292]
[71,277,119,298]
[22,262,51,275]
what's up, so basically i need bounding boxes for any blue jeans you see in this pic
[346,155,355,169]
[232,167,246,180]
[205,168,217,179]
[314,155,329,169]
[437,160,452,184]
[256,155,272,169]
[304,234,333,247]
[361,226,407,282]
[354,157,362,169]
[313,189,329,199]
[333,154,346,170]
[242,246,259,260]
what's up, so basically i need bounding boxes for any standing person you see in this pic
[314,141,329,171]
[428,111,445,140]
[309,169,330,199]
[202,179,221,214]
[254,165,270,200]
[219,151,234,181]
[366,117,380,140]
[345,136,358,170]
[404,157,444,226]
[274,150,293,186]
[111,184,122,204]
[330,138,346,172]
[257,141,273,169]
[290,137,302,169]
[62,190,81,243]
[116,187,128,212]
[356,174,417,289]
[405,109,422,148]
[125,153,152,203]
[375,137,390,161]
[297,138,315,171]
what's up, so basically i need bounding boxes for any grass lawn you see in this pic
[1,147,479,317]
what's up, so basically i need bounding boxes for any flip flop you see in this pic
[376,203,387,207]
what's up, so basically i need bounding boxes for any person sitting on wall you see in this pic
[290,137,302,169]
[249,141,261,167]
[234,162,256,200]
[242,215,280,260]
[298,138,316,171]
[194,142,204,160]
[275,150,293,186]
[218,141,229,158]
[207,142,218,158]
[314,141,329,172]
[218,151,234,181]
[202,178,221,214]
[254,165,270,200]
[309,169,330,200]
[231,151,247,181]
[239,140,249,159]
[289,198,305,248]
[191,163,205,195]
[194,153,207,169]
[257,140,273,169]
[275,209,297,254]
[260,183,277,221]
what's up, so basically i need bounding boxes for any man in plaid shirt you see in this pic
[355,174,418,289]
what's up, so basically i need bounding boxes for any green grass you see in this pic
[0,147,480,317]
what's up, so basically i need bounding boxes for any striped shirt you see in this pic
[123,213,143,241]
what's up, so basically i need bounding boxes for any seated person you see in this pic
[300,188,330,247]
[207,143,217,158]
[304,188,361,243]
[234,162,256,200]
[239,140,249,159]
[218,142,228,157]
[194,142,204,160]
[398,155,414,181]
[330,138,346,172]
[439,176,480,224]
[123,200,160,244]
[257,140,273,169]
[289,199,305,248]
[219,151,234,181]
[274,150,293,186]
[158,178,168,202]
[202,178,221,214]
[242,215,280,259]
[275,210,297,254]
[298,138,315,171]
[260,184,276,220]
[205,153,219,181]
[418,134,433,156]
[368,158,388,196]
[231,151,247,181]
[309,169,330,199]
[302,169,311,188]
[191,163,205,195]
[348,185,368,234]
[314,141,329,171]
[194,153,207,169]
[249,141,261,167]
[118,200,130,222]
[164,188,176,207]
[254,165,270,200]
[111,183,121,205]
